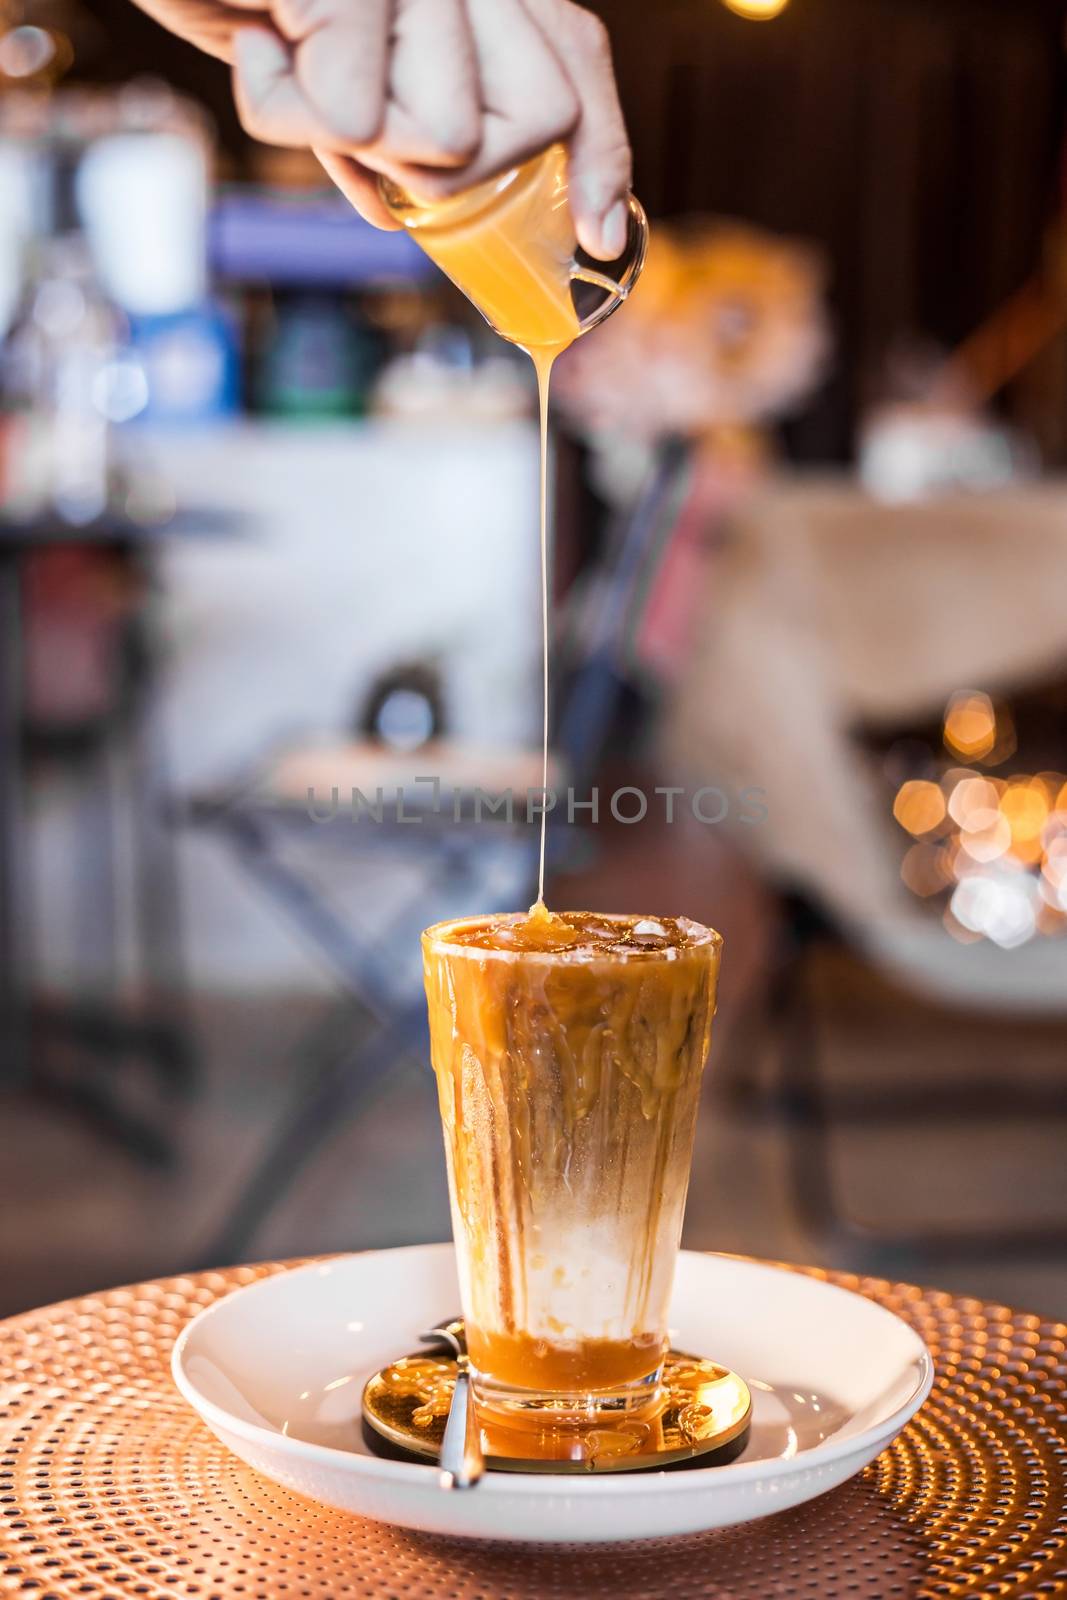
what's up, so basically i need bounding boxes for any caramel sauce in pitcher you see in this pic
[401,145,581,354]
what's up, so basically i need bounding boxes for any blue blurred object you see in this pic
[209,188,435,287]
[127,303,240,423]
[256,293,382,418]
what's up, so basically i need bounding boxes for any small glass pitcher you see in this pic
[379,144,647,352]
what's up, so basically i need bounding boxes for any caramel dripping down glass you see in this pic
[422,910,723,1427]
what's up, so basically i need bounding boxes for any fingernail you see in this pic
[600,200,628,260]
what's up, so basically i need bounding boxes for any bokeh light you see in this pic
[943,690,996,760]
[894,750,1067,945]
[1000,778,1049,847]
[719,0,791,18]
[900,842,954,898]
[946,774,1000,829]
[1042,836,1067,895]
[0,25,55,79]
[892,779,946,836]
[950,870,1038,949]
[958,813,1011,864]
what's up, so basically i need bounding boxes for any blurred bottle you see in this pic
[373,324,530,422]
[1,226,124,523]
[255,291,381,418]
[126,303,239,424]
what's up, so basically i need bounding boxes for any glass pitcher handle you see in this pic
[570,192,649,336]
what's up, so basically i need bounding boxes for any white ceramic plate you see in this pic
[172,1245,933,1544]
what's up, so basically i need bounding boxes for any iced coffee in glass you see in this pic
[422,906,722,1424]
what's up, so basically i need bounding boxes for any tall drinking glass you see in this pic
[422,910,722,1424]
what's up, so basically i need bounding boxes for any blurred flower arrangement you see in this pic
[556,218,830,463]
[890,691,1067,949]
[555,219,831,683]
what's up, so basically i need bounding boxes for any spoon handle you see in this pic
[438,1360,484,1489]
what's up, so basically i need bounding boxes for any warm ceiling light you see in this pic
[720,0,791,19]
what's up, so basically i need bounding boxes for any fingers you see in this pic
[384,0,577,199]
[233,0,475,228]
[273,0,391,147]
[233,26,325,145]
[235,0,482,174]
[230,0,631,262]
[386,0,481,165]
[523,0,632,259]
[313,148,401,228]
[385,0,632,261]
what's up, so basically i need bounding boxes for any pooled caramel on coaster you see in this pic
[440,903,715,956]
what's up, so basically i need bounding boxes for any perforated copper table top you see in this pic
[1,1259,1065,1599]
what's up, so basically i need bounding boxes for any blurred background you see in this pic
[1,0,1066,1320]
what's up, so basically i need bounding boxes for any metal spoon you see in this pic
[418,1321,484,1489]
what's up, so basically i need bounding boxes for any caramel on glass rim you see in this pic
[422,908,723,962]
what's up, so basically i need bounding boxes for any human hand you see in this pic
[132,0,632,259]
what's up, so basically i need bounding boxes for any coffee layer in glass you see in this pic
[422,908,722,1421]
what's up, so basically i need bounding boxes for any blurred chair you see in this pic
[0,511,196,1162]
[183,741,555,1264]
[668,477,1067,1263]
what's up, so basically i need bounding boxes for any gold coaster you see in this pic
[362,1337,752,1475]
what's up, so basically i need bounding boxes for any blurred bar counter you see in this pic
[27,416,544,992]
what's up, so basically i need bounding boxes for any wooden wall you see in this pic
[589,0,1067,454]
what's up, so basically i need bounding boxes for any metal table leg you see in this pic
[0,550,27,1086]
[197,1001,429,1269]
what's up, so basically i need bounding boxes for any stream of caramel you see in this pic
[388,147,580,902]
[398,154,723,1408]
[530,346,556,907]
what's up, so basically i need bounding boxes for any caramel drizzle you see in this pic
[424,920,719,1385]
